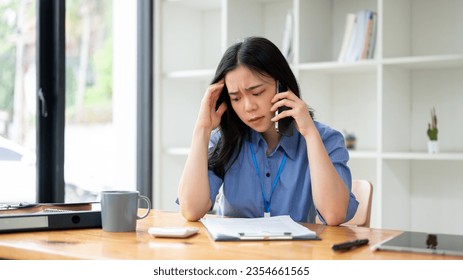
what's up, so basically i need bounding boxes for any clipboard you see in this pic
[0,202,101,233]
[201,215,320,241]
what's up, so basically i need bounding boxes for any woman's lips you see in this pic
[249,116,264,123]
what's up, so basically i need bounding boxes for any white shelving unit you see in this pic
[154,0,463,234]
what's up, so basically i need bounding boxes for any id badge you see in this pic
[264,212,270,218]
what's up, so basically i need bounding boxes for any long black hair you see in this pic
[208,36,311,178]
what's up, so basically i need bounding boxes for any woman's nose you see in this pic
[244,97,257,112]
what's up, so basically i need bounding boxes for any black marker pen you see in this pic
[332,238,369,251]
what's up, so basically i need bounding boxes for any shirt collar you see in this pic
[248,127,299,160]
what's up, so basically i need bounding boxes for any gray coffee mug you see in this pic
[100,190,151,232]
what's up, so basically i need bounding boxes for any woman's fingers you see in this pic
[271,91,313,134]
[271,90,292,104]
[197,81,227,130]
[216,101,227,116]
[204,81,225,108]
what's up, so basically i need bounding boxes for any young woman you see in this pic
[178,37,358,225]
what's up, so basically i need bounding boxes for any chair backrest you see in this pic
[315,179,373,227]
[343,179,373,227]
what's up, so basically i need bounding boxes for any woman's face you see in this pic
[224,65,276,133]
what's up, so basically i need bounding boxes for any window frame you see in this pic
[36,0,65,202]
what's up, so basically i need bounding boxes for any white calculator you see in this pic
[148,227,199,238]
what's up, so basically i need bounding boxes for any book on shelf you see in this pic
[282,10,294,62]
[366,12,378,59]
[337,13,356,62]
[338,10,377,62]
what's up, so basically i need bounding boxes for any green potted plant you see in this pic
[427,107,439,154]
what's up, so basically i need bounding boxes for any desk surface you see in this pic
[0,210,462,260]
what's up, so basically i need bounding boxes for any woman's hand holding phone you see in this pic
[271,81,314,138]
[273,81,294,136]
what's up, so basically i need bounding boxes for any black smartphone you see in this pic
[275,80,294,136]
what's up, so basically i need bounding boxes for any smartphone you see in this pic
[275,80,294,136]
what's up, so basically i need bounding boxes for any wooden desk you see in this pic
[0,210,461,260]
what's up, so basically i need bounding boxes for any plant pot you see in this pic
[427,140,439,154]
[345,139,356,150]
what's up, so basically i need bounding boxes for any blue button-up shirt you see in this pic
[207,121,358,223]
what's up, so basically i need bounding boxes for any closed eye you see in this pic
[229,93,240,102]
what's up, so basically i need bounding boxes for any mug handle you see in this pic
[137,195,151,219]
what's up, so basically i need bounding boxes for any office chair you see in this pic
[315,179,373,227]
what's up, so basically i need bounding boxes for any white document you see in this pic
[201,215,319,241]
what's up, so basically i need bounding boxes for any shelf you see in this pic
[382,152,463,161]
[382,54,463,69]
[298,54,463,73]
[164,69,215,80]
[165,147,189,156]
[166,149,463,161]
[167,148,384,159]
[348,151,378,159]
[156,0,463,234]
[164,0,221,11]
[297,60,377,74]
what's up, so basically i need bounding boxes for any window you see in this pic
[64,0,138,202]
[0,0,36,203]
[1,0,152,204]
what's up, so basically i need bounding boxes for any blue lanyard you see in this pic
[249,142,287,214]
